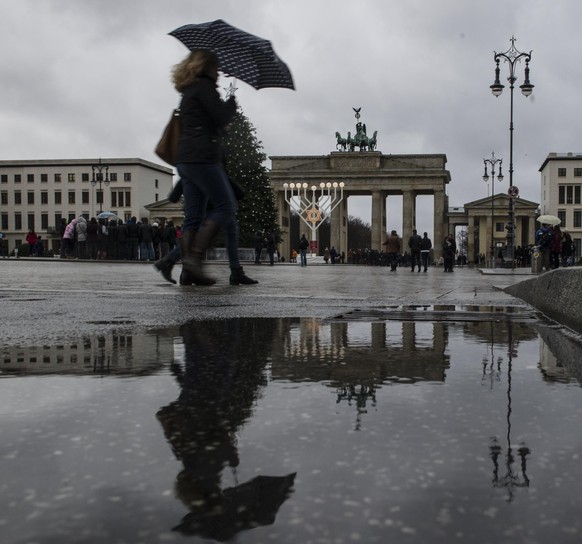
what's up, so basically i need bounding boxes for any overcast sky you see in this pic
[2,0,581,234]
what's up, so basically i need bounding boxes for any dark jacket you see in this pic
[139,222,153,243]
[408,233,422,253]
[176,76,237,164]
[126,221,140,240]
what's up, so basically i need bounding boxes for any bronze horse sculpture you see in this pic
[335,111,378,152]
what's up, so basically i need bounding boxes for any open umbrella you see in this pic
[172,473,297,541]
[97,211,121,222]
[537,214,561,226]
[169,19,295,90]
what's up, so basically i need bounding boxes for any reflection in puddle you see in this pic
[1,313,582,543]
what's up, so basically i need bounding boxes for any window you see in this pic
[567,186,573,204]
[14,191,22,205]
[14,213,22,230]
[82,190,90,205]
[1,213,8,230]
[558,210,567,226]
[574,210,582,228]
[559,186,565,204]
[155,193,159,202]
[0,191,7,205]
[27,191,35,205]
[82,173,89,182]
[41,191,48,204]
[68,191,76,204]
[155,179,159,188]
[54,191,62,205]
[111,190,131,207]
[41,173,48,183]
[96,190,103,206]
[576,186,581,204]
[54,173,62,182]
[54,213,62,228]
[14,174,21,183]
[27,214,35,230]
[558,168,567,177]
[0,174,7,183]
[124,172,131,182]
[495,222,504,232]
[27,174,34,183]
[110,173,118,182]
[68,173,75,182]
[575,168,582,177]
[41,213,49,229]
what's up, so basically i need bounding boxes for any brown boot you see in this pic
[182,220,221,286]
[178,229,216,286]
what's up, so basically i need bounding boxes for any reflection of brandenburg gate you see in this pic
[269,152,451,259]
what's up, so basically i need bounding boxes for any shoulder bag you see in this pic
[155,109,180,166]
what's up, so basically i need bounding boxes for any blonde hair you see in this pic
[172,50,219,93]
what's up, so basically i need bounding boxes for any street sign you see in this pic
[508,186,519,198]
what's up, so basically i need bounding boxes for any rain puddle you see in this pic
[1,311,582,543]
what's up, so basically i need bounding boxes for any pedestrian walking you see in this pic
[169,49,256,286]
[383,230,401,271]
[298,234,309,267]
[442,234,456,272]
[420,232,432,272]
[408,229,422,272]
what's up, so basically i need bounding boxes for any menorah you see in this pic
[283,181,345,257]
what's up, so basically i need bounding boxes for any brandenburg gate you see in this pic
[269,151,451,261]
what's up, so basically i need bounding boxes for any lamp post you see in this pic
[490,36,533,269]
[91,159,110,214]
[483,152,504,268]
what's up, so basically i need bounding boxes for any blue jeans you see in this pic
[177,163,240,268]
[300,249,307,266]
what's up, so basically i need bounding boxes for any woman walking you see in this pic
[161,49,256,286]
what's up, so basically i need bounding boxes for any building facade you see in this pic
[0,158,173,254]
[539,152,582,257]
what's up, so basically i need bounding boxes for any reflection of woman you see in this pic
[157,320,294,540]
[171,49,257,286]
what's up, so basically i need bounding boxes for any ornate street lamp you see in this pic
[483,152,504,267]
[91,158,110,214]
[490,36,534,269]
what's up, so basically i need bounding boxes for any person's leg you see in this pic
[179,163,256,285]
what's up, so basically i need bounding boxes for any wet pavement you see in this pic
[2,259,582,543]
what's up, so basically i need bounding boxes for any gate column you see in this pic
[371,190,386,250]
[433,188,446,261]
[402,190,415,247]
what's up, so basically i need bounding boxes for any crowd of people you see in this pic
[57,216,180,262]
[535,223,576,271]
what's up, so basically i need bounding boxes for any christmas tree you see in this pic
[223,106,279,246]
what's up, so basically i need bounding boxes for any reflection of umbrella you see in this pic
[169,19,295,90]
[173,472,296,541]
[537,214,561,225]
[97,211,121,221]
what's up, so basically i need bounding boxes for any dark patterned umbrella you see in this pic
[169,19,295,90]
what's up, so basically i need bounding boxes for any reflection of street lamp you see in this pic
[483,152,504,268]
[488,322,531,502]
[91,159,110,214]
[490,37,533,269]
